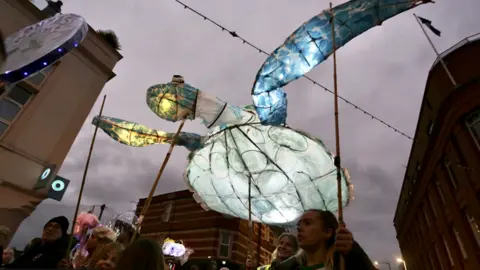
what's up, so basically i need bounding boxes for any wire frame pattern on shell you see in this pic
[185,123,353,227]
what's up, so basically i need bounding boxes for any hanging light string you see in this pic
[174,0,413,140]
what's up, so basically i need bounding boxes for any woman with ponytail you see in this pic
[276,210,376,270]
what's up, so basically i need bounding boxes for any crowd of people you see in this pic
[1,210,377,270]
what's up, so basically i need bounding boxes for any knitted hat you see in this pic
[45,216,69,236]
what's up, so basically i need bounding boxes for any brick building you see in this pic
[393,33,480,270]
[136,190,279,270]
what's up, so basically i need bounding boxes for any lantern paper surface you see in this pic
[147,81,253,128]
[251,0,427,125]
[185,123,351,226]
[1,14,88,84]
[93,116,203,151]
[104,212,139,236]
[94,75,352,226]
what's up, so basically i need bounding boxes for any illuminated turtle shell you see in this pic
[185,122,353,226]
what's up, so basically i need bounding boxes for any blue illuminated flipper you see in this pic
[252,0,428,125]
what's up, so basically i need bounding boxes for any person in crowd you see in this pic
[4,216,70,269]
[255,233,300,270]
[116,238,165,270]
[0,225,11,266]
[275,210,376,270]
[207,259,217,270]
[23,238,43,254]
[73,226,117,268]
[2,248,15,266]
[116,230,134,248]
[88,242,124,269]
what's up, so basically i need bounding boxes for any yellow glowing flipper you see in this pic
[92,116,202,151]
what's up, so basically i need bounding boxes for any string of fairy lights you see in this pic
[174,0,413,140]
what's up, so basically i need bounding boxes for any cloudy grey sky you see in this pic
[12,0,480,265]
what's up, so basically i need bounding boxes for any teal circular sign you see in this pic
[51,179,65,191]
[41,168,51,180]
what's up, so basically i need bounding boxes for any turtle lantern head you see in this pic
[146,75,198,123]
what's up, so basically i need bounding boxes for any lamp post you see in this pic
[396,258,407,270]
[374,261,392,270]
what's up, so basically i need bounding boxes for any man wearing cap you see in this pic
[4,216,71,269]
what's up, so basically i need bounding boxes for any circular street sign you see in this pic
[41,168,51,180]
[51,179,65,191]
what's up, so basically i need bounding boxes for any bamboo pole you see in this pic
[66,94,107,258]
[131,117,187,243]
[330,3,345,270]
[246,173,253,270]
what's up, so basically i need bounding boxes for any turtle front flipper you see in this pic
[92,116,203,151]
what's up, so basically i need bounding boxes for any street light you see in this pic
[374,261,391,270]
[396,258,407,270]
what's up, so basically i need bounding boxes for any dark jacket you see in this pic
[4,236,69,269]
[275,241,376,270]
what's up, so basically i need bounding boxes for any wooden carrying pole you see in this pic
[66,94,107,257]
[131,117,187,243]
[330,3,345,270]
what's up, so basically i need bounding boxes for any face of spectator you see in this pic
[2,248,14,264]
[94,249,117,270]
[85,233,99,251]
[276,236,295,260]
[42,222,62,242]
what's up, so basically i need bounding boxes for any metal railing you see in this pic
[431,32,480,68]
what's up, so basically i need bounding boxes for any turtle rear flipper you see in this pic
[92,115,202,151]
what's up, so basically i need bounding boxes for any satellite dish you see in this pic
[0,13,88,84]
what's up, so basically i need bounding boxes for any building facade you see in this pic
[136,190,278,270]
[0,0,122,245]
[393,33,480,270]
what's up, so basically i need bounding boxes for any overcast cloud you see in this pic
[11,0,480,266]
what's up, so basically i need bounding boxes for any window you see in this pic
[162,201,173,222]
[254,223,259,234]
[25,65,53,87]
[444,158,458,189]
[453,229,467,259]
[262,226,269,242]
[465,211,480,247]
[0,84,35,137]
[436,182,445,204]
[466,107,480,150]
[427,120,434,135]
[443,237,454,265]
[218,232,231,258]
